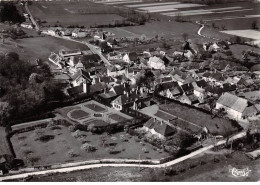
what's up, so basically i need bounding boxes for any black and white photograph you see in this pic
[0,0,259,182]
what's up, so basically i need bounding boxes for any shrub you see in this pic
[213,157,220,163]
[81,143,96,152]
[47,120,56,128]
[109,150,121,154]
[164,168,178,176]
[36,135,55,143]
[67,149,78,158]
[189,163,197,169]
[71,130,82,138]
[68,125,77,132]
[200,161,206,165]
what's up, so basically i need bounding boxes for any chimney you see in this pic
[154,118,156,121]
[83,80,87,93]
[161,121,163,125]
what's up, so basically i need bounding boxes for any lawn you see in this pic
[160,102,241,137]
[55,106,81,119]
[108,114,129,122]
[70,110,89,120]
[83,119,110,127]
[28,1,124,28]
[84,104,106,112]
[11,124,168,167]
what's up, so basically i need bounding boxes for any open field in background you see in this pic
[11,124,168,167]
[220,30,260,40]
[28,1,124,28]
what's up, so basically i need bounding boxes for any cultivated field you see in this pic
[220,30,260,40]
[28,1,124,28]
[11,124,168,167]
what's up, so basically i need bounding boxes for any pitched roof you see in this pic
[112,92,139,105]
[144,118,175,136]
[217,92,248,113]
[90,82,106,93]
[67,86,83,96]
[111,84,130,95]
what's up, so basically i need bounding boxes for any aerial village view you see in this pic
[0,0,259,182]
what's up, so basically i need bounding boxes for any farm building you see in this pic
[72,28,87,38]
[143,118,175,139]
[215,92,257,119]
[147,56,165,70]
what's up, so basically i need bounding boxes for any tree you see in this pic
[252,20,258,30]
[182,33,189,41]
[0,2,25,23]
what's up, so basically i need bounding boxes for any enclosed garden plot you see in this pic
[11,124,168,167]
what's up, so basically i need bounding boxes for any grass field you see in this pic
[29,1,124,28]
[11,125,168,167]
[0,34,88,62]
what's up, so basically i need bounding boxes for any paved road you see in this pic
[196,21,219,41]
[0,131,246,181]
[24,2,39,30]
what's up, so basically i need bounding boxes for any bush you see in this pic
[189,163,197,169]
[81,143,96,152]
[164,168,178,176]
[67,149,78,158]
[200,161,206,165]
[36,135,55,143]
[68,125,77,132]
[71,130,82,138]
[109,150,121,154]
[213,157,220,163]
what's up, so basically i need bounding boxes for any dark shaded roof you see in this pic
[112,92,139,105]
[144,118,175,136]
[160,81,179,91]
[111,84,130,95]
[67,86,83,96]
[100,76,115,83]
[196,80,208,88]
[90,82,106,93]
[181,83,194,93]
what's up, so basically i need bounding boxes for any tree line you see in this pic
[0,2,25,23]
[0,52,66,126]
